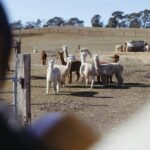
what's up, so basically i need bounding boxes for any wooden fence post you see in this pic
[17,54,31,126]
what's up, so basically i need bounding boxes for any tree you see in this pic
[35,19,42,28]
[127,13,142,28]
[112,11,124,20]
[106,11,125,28]
[140,9,150,28]
[24,21,36,29]
[106,17,118,28]
[10,20,23,29]
[46,17,64,26]
[91,15,103,27]
[65,18,84,26]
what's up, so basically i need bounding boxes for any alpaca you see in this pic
[46,59,61,95]
[78,45,92,57]
[115,44,124,52]
[58,51,81,83]
[41,51,47,65]
[54,58,72,87]
[33,46,38,53]
[99,54,120,84]
[80,51,95,89]
[94,54,123,85]
[144,43,150,52]
[62,45,76,62]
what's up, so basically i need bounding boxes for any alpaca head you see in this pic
[111,54,119,63]
[80,48,92,58]
[93,54,99,62]
[58,51,64,59]
[48,59,54,68]
[62,45,68,51]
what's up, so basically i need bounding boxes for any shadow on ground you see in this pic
[70,91,114,99]
[31,75,46,80]
[66,82,150,89]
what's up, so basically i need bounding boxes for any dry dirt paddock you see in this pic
[1,30,150,136]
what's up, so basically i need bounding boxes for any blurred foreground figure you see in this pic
[0,2,42,150]
[29,113,99,150]
[90,104,150,150]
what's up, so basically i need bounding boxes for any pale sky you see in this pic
[2,0,150,26]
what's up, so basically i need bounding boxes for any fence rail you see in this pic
[12,27,150,38]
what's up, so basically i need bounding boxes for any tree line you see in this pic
[10,9,150,29]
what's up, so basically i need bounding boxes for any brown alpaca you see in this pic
[58,51,81,83]
[41,51,47,65]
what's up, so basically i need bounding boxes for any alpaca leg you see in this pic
[68,72,72,84]
[53,83,57,95]
[109,75,113,83]
[103,75,107,85]
[81,76,85,85]
[115,73,123,86]
[75,71,80,82]
[46,81,51,94]
[85,74,90,86]
[101,75,105,84]
[85,77,89,86]
[44,59,46,65]
[56,81,60,94]
[107,76,109,83]
[90,76,95,89]
[42,59,44,65]
[101,75,106,84]
[62,77,65,88]
[97,75,100,84]
[46,80,49,94]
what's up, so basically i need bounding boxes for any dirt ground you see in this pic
[1,31,150,136]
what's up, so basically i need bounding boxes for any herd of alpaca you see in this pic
[46,45,124,94]
[115,41,150,52]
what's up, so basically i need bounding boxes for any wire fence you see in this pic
[12,27,150,38]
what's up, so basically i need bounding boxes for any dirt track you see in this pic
[1,31,150,136]
[30,52,150,135]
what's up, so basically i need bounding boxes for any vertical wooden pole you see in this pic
[17,54,31,126]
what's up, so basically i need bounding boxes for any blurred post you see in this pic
[17,54,31,126]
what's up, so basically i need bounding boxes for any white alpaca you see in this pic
[94,54,123,85]
[62,45,76,62]
[78,45,93,57]
[144,44,150,52]
[33,46,38,53]
[55,58,72,87]
[115,44,124,52]
[46,59,61,95]
[80,51,95,89]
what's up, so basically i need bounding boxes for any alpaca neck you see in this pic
[94,58,100,70]
[60,56,67,65]
[64,49,69,58]
[48,63,54,70]
[80,53,87,64]
[66,61,72,70]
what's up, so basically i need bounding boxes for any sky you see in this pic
[2,0,150,27]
